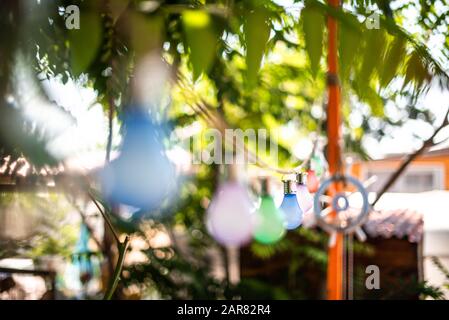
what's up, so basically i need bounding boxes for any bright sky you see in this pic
[33,75,114,171]
[365,87,449,158]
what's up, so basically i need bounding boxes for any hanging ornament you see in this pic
[310,139,329,179]
[279,179,303,230]
[296,172,313,213]
[306,169,319,193]
[310,154,324,177]
[101,106,176,211]
[72,224,94,287]
[206,180,255,247]
[313,174,370,235]
[254,178,286,244]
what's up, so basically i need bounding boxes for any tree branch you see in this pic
[65,194,104,251]
[88,193,121,245]
[87,191,132,300]
[103,235,130,300]
[372,107,449,206]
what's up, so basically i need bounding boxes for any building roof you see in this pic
[363,209,423,243]
[371,146,449,161]
[303,205,424,243]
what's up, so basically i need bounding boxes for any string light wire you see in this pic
[175,73,324,175]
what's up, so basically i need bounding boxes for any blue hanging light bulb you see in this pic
[279,179,304,230]
[101,106,176,212]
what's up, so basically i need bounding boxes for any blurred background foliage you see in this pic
[0,193,78,260]
[1,0,449,299]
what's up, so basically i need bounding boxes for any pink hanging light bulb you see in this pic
[306,169,319,193]
[206,181,255,247]
[296,172,313,213]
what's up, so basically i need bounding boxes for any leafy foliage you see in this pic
[1,0,449,300]
[182,10,218,80]
[244,6,272,87]
[301,1,325,78]
[0,193,78,260]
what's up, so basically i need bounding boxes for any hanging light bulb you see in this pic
[279,179,303,230]
[206,181,255,247]
[72,224,95,289]
[310,154,324,178]
[101,106,176,211]
[310,139,329,179]
[306,169,319,193]
[254,178,286,244]
[296,172,313,213]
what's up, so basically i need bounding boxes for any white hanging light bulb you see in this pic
[296,172,313,213]
[206,167,255,247]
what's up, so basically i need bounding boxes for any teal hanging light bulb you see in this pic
[310,140,328,179]
[73,223,94,286]
[310,154,324,178]
[280,179,303,230]
[253,178,286,244]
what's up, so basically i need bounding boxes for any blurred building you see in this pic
[351,146,449,298]
[351,146,449,192]
[354,208,424,299]
[240,208,424,299]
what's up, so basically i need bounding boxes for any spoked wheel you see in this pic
[313,174,370,235]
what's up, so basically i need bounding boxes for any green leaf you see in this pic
[301,3,324,78]
[358,29,386,84]
[244,7,271,87]
[380,37,406,87]
[403,50,431,92]
[131,13,164,58]
[365,86,384,117]
[182,10,217,80]
[68,12,102,76]
[339,19,362,81]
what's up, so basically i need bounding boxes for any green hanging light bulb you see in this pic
[253,178,286,244]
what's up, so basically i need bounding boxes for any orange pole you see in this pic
[326,0,343,300]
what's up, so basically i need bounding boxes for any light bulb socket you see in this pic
[227,164,238,182]
[260,178,271,196]
[296,172,308,185]
[283,180,295,194]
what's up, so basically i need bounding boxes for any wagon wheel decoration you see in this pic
[313,174,370,240]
